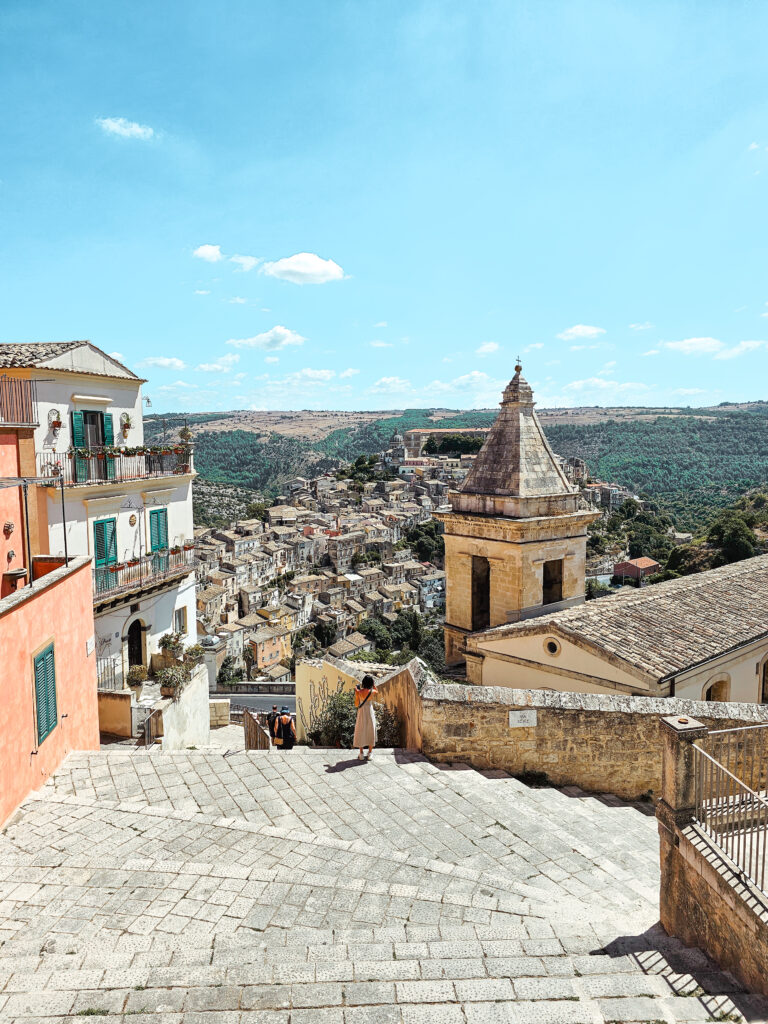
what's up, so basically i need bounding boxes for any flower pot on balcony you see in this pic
[183,544,194,551]
[127,559,140,567]
[170,546,181,555]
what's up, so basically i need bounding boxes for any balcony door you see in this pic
[149,508,169,573]
[93,517,117,593]
[71,410,115,482]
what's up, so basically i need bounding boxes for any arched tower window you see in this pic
[471,555,490,632]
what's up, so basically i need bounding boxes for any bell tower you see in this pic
[434,362,600,671]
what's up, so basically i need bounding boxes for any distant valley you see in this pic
[146,401,768,531]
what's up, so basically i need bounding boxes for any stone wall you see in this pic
[659,826,768,997]
[418,684,768,800]
[209,698,230,728]
[159,665,211,750]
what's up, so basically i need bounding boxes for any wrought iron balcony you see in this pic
[0,375,38,427]
[37,445,194,486]
[93,547,197,603]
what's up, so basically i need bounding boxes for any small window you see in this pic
[34,644,57,744]
[543,559,564,605]
[174,607,187,635]
[544,638,561,657]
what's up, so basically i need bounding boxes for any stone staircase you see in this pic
[1,748,767,1023]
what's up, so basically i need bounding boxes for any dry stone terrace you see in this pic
[1,748,767,1023]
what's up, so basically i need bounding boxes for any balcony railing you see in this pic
[0,375,38,426]
[93,548,197,602]
[37,445,194,486]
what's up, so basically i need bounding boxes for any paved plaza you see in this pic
[1,747,767,1022]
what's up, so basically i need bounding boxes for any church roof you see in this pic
[460,363,573,498]
[475,553,768,682]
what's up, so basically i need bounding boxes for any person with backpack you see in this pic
[267,705,279,741]
[275,707,296,750]
[353,674,378,761]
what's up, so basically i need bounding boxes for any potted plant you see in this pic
[169,545,181,555]
[159,631,184,657]
[183,540,195,551]
[127,557,140,567]
[121,414,133,438]
[126,665,148,687]
[157,664,189,699]
[50,418,62,429]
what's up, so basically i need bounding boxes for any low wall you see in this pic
[377,659,428,750]
[160,665,211,750]
[660,826,768,997]
[97,690,133,738]
[209,698,230,727]
[418,684,768,800]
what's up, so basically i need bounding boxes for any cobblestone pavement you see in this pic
[1,748,766,1023]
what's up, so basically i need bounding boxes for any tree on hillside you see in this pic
[708,512,757,565]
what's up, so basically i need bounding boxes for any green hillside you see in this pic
[177,405,768,530]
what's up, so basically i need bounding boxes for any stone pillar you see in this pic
[657,713,707,835]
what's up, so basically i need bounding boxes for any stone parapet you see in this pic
[417,682,768,800]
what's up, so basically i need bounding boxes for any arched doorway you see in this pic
[127,619,145,669]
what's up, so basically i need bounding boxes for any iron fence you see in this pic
[36,446,193,485]
[0,375,37,426]
[93,548,197,601]
[96,658,120,691]
[693,724,768,894]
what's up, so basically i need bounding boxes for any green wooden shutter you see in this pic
[71,411,87,482]
[103,413,116,479]
[150,509,168,551]
[94,518,117,592]
[34,644,57,744]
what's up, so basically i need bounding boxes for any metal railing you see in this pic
[36,446,194,486]
[693,725,768,894]
[97,658,120,691]
[144,708,163,747]
[0,375,37,426]
[93,548,197,601]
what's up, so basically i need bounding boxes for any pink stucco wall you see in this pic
[0,432,24,592]
[0,557,100,825]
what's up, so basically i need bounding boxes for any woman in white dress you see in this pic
[353,674,378,760]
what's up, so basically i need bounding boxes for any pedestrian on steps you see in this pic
[353,674,378,761]
[275,707,296,750]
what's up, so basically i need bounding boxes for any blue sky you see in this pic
[2,1,768,412]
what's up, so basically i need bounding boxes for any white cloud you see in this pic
[226,325,306,351]
[340,368,360,378]
[368,376,413,394]
[137,356,186,369]
[564,377,648,393]
[230,254,260,272]
[642,349,660,357]
[750,142,760,150]
[228,297,247,304]
[288,368,335,382]
[662,337,723,355]
[193,244,224,263]
[370,340,393,348]
[523,343,544,352]
[556,324,606,341]
[713,340,764,360]
[96,116,154,140]
[629,322,654,331]
[108,351,125,362]
[264,356,279,364]
[197,354,240,373]
[155,380,198,392]
[673,387,707,396]
[476,341,499,356]
[374,321,388,328]
[194,289,210,295]
[261,252,344,285]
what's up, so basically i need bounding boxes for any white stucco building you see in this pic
[1,341,196,689]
